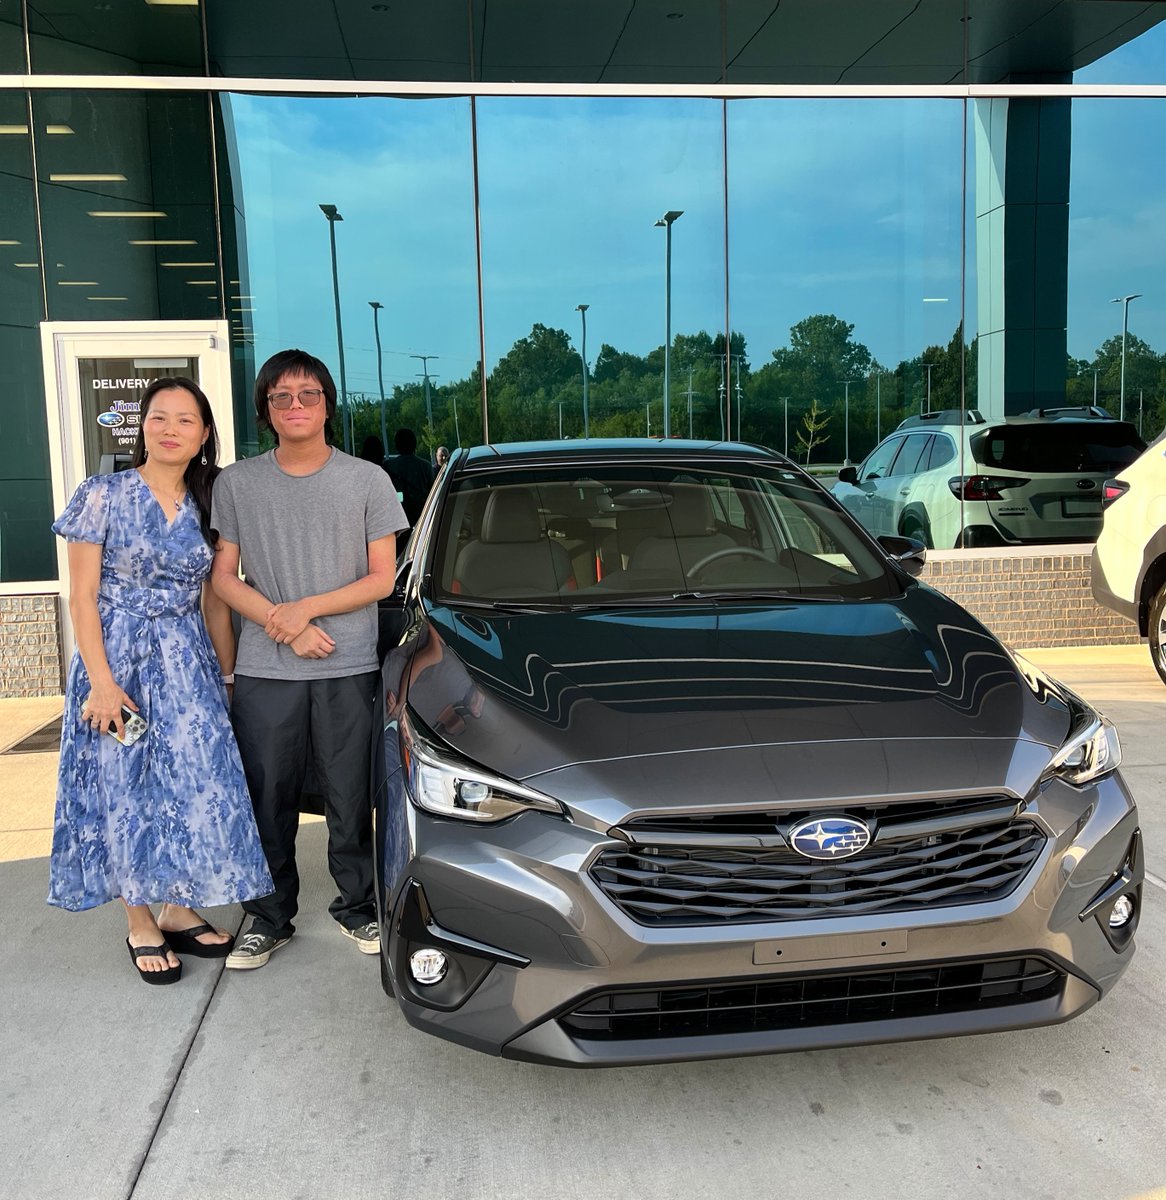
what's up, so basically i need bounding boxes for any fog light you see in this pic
[1108,895,1136,929]
[409,948,448,985]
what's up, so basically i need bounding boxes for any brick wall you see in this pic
[0,595,64,698]
[920,546,1141,648]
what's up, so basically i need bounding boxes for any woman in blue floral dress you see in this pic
[51,377,273,984]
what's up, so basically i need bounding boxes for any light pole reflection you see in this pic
[369,301,386,452]
[1111,293,1142,421]
[654,210,683,437]
[575,303,590,438]
[319,203,351,452]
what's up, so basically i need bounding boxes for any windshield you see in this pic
[430,461,899,605]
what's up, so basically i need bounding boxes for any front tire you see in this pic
[1148,583,1166,686]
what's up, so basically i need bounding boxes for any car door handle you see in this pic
[898,488,910,495]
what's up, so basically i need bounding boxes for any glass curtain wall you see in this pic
[6,0,1166,580]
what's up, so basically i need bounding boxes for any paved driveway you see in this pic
[1,647,1162,1200]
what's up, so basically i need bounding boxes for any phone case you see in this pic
[112,711,149,746]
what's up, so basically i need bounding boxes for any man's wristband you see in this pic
[222,674,235,685]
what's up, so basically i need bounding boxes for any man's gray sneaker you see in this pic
[224,930,291,970]
[339,921,380,954]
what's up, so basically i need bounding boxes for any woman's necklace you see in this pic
[139,468,186,517]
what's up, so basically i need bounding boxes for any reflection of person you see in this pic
[211,348,408,970]
[434,445,450,472]
[359,434,384,464]
[49,377,273,985]
[383,427,434,528]
[386,623,484,735]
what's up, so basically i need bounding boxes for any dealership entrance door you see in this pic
[40,320,234,659]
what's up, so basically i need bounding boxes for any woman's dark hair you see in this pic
[253,348,338,445]
[130,376,221,547]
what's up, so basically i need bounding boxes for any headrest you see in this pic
[481,488,542,543]
[668,484,716,537]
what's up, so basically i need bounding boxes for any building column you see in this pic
[974,96,1071,418]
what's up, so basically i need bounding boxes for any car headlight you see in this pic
[400,707,566,823]
[1009,650,1123,787]
[1045,713,1122,787]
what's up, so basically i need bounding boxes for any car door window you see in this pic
[890,433,933,477]
[926,434,957,470]
[860,437,904,482]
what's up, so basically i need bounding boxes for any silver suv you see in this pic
[833,408,1145,549]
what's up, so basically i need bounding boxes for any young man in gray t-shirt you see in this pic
[211,348,408,969]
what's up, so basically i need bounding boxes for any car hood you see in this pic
[395,585,1073,818]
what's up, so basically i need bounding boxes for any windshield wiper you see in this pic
[442,597,565,614]
[670,589,846,603]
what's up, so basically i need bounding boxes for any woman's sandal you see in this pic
[126,938,182,985]
[161,916,235,959]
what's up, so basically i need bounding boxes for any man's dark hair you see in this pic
[394,427,418,455]
[254,349,338,443]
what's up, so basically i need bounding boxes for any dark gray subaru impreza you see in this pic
[373,440,1141,1067]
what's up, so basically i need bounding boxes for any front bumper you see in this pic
[380,771,1141,1067]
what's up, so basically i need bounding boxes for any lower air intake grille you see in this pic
[560,957,1064,1040]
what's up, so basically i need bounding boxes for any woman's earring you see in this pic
[200,451,207,466]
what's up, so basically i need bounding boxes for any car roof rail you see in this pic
[1021,404,1114,420]
[896,408,986,429]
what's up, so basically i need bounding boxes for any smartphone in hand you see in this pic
[82,700,148,746]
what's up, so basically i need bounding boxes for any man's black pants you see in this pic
[231,672,379,939]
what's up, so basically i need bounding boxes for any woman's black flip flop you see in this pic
[162,920,235,958]
[126,938,182,985]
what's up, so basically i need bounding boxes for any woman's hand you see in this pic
[81,680,137,737]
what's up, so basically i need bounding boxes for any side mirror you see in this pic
[837,465,858,485]
[877,535,927,578]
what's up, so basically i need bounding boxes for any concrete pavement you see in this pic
[1,646,1163,1200]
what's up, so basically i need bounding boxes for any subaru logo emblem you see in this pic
[1076,479,1094,491]
[96,410,125,428]
[788,816,872,860]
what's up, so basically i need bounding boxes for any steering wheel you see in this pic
[689,546,772,576]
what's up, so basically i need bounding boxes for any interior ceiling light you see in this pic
[130,239,196,245]
[186,280,216,285]
[0,240,20,246]
[14,263,39,268]
[58,280,99,285]
[87,296,128,300]
[0,124,73,135]
[51,173,127,182]
[89,210,166,218]
[144,0,200,6]
[161,261,215,267]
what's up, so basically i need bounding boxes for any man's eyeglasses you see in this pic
[268,388,325,409]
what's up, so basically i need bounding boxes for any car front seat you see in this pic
[453,487,576,597]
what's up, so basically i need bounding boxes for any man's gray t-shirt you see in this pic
[212,448,408,680]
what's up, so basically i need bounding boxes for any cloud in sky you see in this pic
[229,90,1165,394]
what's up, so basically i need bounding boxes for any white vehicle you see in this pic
[833,409,1145,549]
[1091,435,1166,684]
